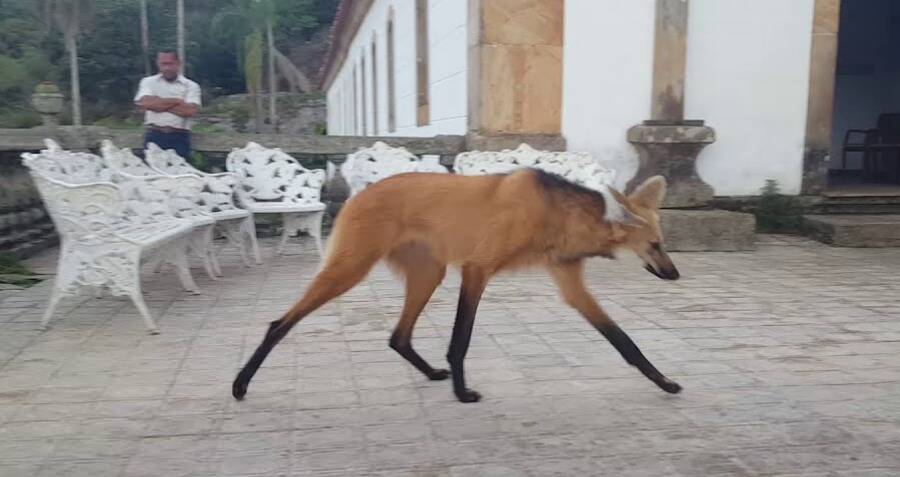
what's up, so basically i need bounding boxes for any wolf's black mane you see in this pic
[531,168,608,206]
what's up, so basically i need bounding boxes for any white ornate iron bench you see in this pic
[452,143,617,192]
[21,139,201,334]
[225,142,327,257]
[337,141,449,197]
[143,142,262,267]
[100,140,221,280]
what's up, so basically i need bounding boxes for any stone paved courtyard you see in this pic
[1,235,900,476]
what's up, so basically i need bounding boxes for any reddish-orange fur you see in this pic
[233,169,682,402]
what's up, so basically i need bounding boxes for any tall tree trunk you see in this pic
[266,20,277,131]
[140,0,150,76]
[66,31,82,126]
[255,88,263,133]
[176,0,185,74]
[244,31,263,133]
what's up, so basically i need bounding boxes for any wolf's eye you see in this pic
[649,242,662,252]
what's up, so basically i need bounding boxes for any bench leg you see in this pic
[221,218,252,267]
[188,226,218,280]
[244,215,262,265]
[277,213,301,256]
[305,211,326,259]
[163,238,200,294]
[40,289,63,331]
[209,246,223,277]
[129,284,159,335]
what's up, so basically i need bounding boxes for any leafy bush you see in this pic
[0,109,41,128]
[755,179,803,233]
[189,151,209,171]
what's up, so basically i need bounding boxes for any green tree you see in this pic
[213,0,317,132]
[44,0,95,126]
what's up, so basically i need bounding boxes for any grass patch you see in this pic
[0,252,43,288]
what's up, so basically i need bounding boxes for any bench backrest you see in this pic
[453,143,617,192]
[225,141,325,207]
[100,140,159,177]
[340,141,448,196]
[145,143,205,176]
[24,139,113,185]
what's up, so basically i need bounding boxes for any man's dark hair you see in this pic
[157,50,179,60]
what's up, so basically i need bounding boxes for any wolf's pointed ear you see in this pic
[606,187,647,227]
[629,175,667,210]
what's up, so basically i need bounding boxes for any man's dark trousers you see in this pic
[144,128,191,159]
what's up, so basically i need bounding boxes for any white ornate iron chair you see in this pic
[144,142,261,267]
[22,139,200,334]
[338,141,449,197]
[225,142,326,257]
[453,143,618,192]
[100,140,220,280]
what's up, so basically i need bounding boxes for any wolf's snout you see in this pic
[644,263,680,280]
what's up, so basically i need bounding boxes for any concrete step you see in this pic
[660,209,756,252]
[807,195,900,215]
[803,214,900,247]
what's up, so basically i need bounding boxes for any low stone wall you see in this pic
[0,127,467,258]
[0,152,57,258]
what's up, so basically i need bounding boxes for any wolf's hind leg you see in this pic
[233,250,382,400]
[386,243,449,381]
[548,260,682,394]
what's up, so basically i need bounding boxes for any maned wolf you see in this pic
[233,169,682,403]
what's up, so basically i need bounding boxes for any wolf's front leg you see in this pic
[446,266,489,403]
[549,260,682,394]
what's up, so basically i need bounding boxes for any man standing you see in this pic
[134,50,201,160]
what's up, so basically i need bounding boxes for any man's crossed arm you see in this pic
[136,96,199,118]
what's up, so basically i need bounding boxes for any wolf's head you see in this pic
[608,176,680,281]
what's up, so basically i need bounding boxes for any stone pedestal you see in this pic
[660,210,756,252]
[31,82,64,129]
[627,120,716,208]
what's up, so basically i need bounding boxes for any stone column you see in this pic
[802,0,841,195]
[466,0,566,151]
[627,0,716,208]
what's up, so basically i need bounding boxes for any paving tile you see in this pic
[0,236,899,475]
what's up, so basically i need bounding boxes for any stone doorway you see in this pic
[827,0,900,195]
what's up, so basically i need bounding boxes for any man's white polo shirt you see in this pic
[133,74,202,131]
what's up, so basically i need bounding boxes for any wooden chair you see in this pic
[842,113,900,183]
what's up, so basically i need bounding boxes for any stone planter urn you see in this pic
[31,82,64,128]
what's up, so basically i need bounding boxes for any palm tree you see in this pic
[176,0,185,74]
[266,15,277,130]
[212,0,279,132]
[140,0,150,76]
[44,0,94,126]
[244,30,264,133]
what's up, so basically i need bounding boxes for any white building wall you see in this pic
[562,0,656,191]
[325,0,468,137]
[686,0,814,196]
[563,0,814,196]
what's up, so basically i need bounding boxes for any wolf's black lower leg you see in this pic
[232,320,291,400]
[598,324,681,394]
[390,334,449,380]
[446,269,487,403]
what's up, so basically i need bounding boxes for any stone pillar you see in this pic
[466,0,565,151]
[802,0,841,195]
[627,0,716,208]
